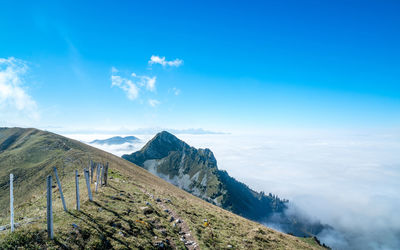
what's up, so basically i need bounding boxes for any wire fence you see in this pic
[3,160,109,239]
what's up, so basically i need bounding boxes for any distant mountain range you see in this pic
[90,135,140,145]
[122,131,328,237]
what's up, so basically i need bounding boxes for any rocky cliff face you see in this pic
[123,131,224,205]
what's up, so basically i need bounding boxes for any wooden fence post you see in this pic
[90,160,94,183]
[47,175,54,239]
[104,162,109,186]
[53,167,67,212]
[95,163,100,193]
[84,168,93,201]
[75,170,80,211]
[100,164,104,187]
[10,174,14,232]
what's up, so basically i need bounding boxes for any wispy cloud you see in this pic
[0,57,39,120]
[58,127,226,136]
[111,66,118,73]
[148,99,160,107]
[131,73,156,92]
[111,68,156,100]
[171,87,181,96]
[111,75,139,100]
[148,55,183,67]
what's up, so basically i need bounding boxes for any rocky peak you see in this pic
[144,131,188,157]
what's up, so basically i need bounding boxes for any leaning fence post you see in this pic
[47,175,54,239]
[10,174,14,232]
[84,168,93,201]
[53,167,67,212]
[75,170,80,211]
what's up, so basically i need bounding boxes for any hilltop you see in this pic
[0,127,325,249]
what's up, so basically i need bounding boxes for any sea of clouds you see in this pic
[65,129,400,250]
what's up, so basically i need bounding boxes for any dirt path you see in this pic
[142,190,199,250]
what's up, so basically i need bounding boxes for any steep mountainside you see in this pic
[123,131,288,220]
[90,136,140,145]
[0,127,324,249]
[123,131,327,237]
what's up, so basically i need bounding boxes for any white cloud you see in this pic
[89,141,144,157]
[0,57,39,120]
[140,75,156,92]
[111,75,139,100]
[149,55,183,67]
[172,87,181,95]
[111,66,118,73]
[111,68,156,100]
[148,99,160,107]
[130,73,156,91]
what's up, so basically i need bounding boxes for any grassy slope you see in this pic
[0,128,324,249]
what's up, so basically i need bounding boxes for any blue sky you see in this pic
[1,0,400,132]
[2,2,400,248]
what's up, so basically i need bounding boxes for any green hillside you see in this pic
[0,128,325,249]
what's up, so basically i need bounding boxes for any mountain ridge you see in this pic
[90,135,140,145]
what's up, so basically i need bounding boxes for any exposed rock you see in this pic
[185,240,195,246]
